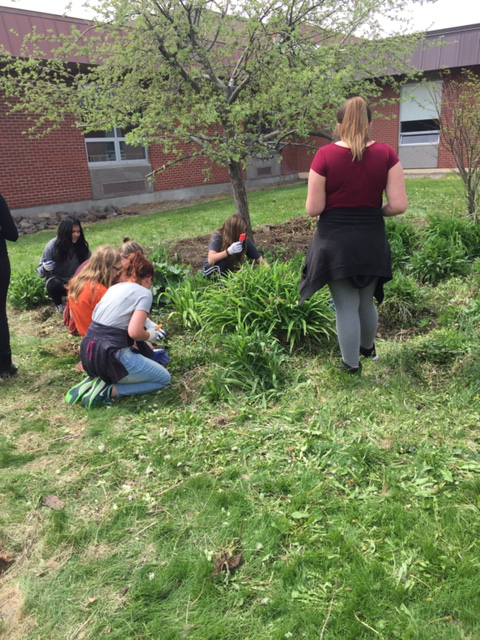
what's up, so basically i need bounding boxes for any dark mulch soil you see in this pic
[168,216,316,272]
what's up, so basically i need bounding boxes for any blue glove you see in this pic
[43,260,56,271]
[152,349,169,366]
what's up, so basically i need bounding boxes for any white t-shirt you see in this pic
[92,282,152,330]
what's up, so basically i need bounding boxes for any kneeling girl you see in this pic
[67,252,170,408]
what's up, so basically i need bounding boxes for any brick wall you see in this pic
[282,135,330,174]
[148,140,232,192]
[370,86,400,153]
[0,99,92,210]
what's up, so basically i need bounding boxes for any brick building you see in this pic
[0,6,479,217]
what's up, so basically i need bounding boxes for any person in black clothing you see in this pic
[201,214,268,277]
[0,194,19,378]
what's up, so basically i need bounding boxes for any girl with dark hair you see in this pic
[300,96,408,374]
[37,216,91,312]
[202,213,267,277]
[0,194,19,378]
[66,251,170,408]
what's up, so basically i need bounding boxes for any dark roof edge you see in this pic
[0,4,91,23]
[425,23,480,37]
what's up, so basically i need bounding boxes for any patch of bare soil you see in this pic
[168,216,316,273]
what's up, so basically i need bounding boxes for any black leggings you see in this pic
[46,277,68,305]
[0,254,11,357]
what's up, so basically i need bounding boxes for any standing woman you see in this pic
[66,252,170,408]
[202,213,267,277]
[37,216,90,312]
[0,194,19,378]
[299,97,407,373]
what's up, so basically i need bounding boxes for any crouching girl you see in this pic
[66,252,170,408]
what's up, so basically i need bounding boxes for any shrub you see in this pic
[380,273,429,328]
[161,275,210,328]
[424,214,480,259]
[385,219,419,272]
[202,328,287,402]
[196,260,334,351]
[409,234,470,284]
[8,267,49,310]
[149,247,190,306]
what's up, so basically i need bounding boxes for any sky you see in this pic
[1,0,480,32]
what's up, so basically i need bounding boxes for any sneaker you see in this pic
[55,304,65,313]
[0,365,18,379]
[360,344,378,360]
[65,376,95,405]
[340,360,362,375]
[82,378,113,409]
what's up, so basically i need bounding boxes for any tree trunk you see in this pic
[228,160,253,237]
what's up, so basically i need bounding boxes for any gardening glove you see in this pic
[155,326,168,341]
[227,241,243,255]
[42,260,56,271]
[145,328,157,342]
[144,318,157,331]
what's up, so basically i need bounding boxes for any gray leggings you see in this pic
[328,278,378,368]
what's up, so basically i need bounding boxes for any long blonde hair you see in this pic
[337,96,372,161]
[68,245,121,302]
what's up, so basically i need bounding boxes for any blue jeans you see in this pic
[116,347,171,398]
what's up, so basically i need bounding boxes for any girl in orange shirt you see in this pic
[67,246,122,337]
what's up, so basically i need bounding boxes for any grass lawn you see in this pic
[0,176,479,640]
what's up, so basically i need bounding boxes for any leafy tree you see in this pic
[438,70,480,221]
[0,0,423,233]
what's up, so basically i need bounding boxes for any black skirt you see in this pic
[299,207,392,305]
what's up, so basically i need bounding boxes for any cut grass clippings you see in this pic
[1,177,479,640]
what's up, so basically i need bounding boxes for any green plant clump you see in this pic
[8,266,49,310]
[150,246,191,305]
[203,328,288,402]
[385,218,419,272]
[380,272,430,328]
[409,234,470,284]
[166,260,335,352]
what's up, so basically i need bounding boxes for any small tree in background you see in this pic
[439,70,480,222]
[0,0,424,233]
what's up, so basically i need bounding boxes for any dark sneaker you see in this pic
[82,378,113,409]
[65,376,95,405]
[340,360,362,375]
[360,344,378,360]
[0,365,18,379]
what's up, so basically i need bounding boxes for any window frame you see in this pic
[85,128,149,165]
[399,79,442,148]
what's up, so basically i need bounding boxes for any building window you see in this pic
[399,81,442,146]
[85,128,147,163]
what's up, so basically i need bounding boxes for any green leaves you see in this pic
[8,266,49,310]
[164,260,335,351]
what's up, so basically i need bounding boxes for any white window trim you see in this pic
[85,130,148,165]
[399,131,440,147]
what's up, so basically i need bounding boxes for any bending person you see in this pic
[202,214,267,277]
[0,194,19,378]
[66,252,170,408]
[67,246,122,337]
[119,237,144,265]
[37,216,90,312]
[299,96,407,374]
